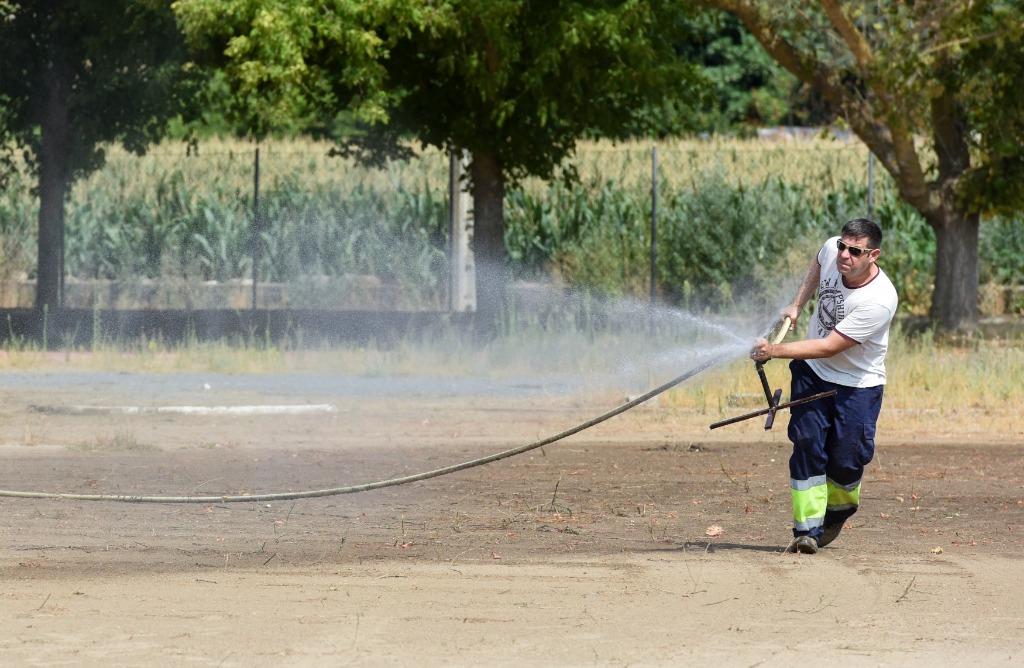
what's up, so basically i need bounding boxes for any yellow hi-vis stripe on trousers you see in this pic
[791,476,826,531]
[826,477,861,511]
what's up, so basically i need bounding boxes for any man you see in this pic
[751,218,898,554]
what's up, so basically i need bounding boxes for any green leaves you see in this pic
[174,1,705,182]
[3,137,1020,313]
[0,0,192,179]
[173,0,403,136]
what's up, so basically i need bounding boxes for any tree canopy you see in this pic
[174,0,706,320]
[0,0,192,180]
[6,0,1019,329]
[173,0,704,176]
[677,11,834,132]
[365,1,702,179]
[173,0,403,139]
[699,0,1024,331]
[0,0,193,309]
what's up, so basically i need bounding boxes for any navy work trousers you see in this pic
[787,359,884,539]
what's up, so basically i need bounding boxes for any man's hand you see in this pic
[750,337,772,362]
[780,304,800,331]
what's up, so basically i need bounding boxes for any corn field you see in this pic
[0,137,1021,313]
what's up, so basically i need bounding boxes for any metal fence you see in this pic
[6,136,1019,316]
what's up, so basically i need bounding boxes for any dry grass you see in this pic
[75,135,869,202]
[553,136,868,195]
[661,330,1024,431]
[69,431,155,453]
[0,324,1020,424]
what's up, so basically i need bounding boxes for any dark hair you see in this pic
[841,218,882,249]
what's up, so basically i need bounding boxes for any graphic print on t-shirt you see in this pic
[816,276,845,337]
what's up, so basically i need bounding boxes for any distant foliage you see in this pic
[980,218,1024,286]
[675,12,832,132]
[505,170,951,313]
[0,166,36,282]
[1,139,1020,311]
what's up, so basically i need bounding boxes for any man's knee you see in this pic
[833,421,876,469]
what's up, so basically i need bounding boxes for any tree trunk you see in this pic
[469,150,507,330]
[929,210,980,333]
[36,50,71,312]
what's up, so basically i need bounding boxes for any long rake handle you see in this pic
[708,390,837,430]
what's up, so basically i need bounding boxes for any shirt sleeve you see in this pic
[834,302,894,343]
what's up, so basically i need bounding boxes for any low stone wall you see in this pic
[1,278,1021,315]
[979,283,1024,317]
[0,276,440,311]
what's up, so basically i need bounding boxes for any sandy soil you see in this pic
[1,373,1022,666]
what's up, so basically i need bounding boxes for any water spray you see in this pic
[0,350,736,504]
[0,315,784,504]
[708,317,837,430]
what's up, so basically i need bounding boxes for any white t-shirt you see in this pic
[805,236,898,388]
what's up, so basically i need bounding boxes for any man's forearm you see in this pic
[770,340,847,360]
[751,327,855,362]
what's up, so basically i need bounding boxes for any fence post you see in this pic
[867,150,875,220]
[650,144,658,306]
[251,145,260,311]
[59,211,64,310]
[448,149,476,313]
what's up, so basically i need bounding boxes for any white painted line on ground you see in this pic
[31,404,338,416]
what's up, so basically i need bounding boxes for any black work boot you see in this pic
[818,522,844,548]
[785,535,819,554]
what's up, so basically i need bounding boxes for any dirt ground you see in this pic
[1,371,1022,666]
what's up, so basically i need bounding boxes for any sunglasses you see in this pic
[836,239,874,257]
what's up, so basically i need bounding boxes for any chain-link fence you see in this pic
[1,136,1022,315]
[50,141,449,311]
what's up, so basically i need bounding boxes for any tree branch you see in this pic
[709,1,833,90]
[922,30,1004,56]
[930,62,971,197]
[816,1,935,213]
[705,3,892,167]
[819,0,873,69]
[703,0,939,218]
